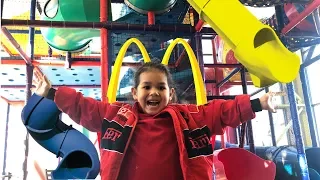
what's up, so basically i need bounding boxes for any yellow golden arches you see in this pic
[107,38,151,103]
[162,38,207,105]
[107,38,207,106]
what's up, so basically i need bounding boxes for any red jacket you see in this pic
[54,87,256,180]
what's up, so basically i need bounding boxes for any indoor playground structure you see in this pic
[2,0,320,179]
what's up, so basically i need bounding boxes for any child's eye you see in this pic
[159,86,166,90]
[143,86,151,90]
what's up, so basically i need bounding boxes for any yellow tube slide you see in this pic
[187,0,300,87]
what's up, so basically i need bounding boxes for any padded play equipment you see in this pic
[213,148,276,180]
[21,93,100,179]
[214,141,320,180]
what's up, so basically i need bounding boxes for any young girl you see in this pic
[33,62,275,180]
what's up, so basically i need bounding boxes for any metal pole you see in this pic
[0,59,175,67]
[249,88,265,97]
[1,0,4,18]
[22,0,36,179]
[216,67,241,88]
[194,32,205,81]
[240,67,255,153]
[299,66,319,147]
[22,65,33,180]
[100,0,109,102]
[287,83,310,180]
[1,28,32,64]
[276,4,310,178]
[1,19,216,34]
[65,52,72,69]
[97,0,109,147]
[289,38,320,50]
[301,53,320,68]
[265,87,277,146]
[1,104,10,180]
[281,0,320,35]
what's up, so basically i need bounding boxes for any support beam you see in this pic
[1,59,243,68]
[287,82,310,179]
[301,53,320,68]
[249,87,265,97]
[7,29,42,34]
[22,1,37,178]
[0,97,10,103]
[0,42,13,56]
[265,87,277,146]
[0,59,175,68]
[1,104,10,180]
[215,67,242,88]
[174,19,205,68]
[1,19,216,34]
[0,85,101,89]
[1,27,32,65]
[300,62,319,147]
[0,82,253,89]
[239,67,255,154]
[282,0,320,35]
[204,64,242,68]
[1,0,4,18]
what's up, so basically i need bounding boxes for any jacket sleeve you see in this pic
[54,87,110,132]
[191,94,256,135]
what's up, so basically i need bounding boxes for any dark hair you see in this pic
[133,60,175,89]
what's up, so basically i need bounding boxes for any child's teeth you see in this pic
[148,101,159,106]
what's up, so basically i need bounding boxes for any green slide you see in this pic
[40,0,177,52]
[41,0,102,52]
[124,0,177,14]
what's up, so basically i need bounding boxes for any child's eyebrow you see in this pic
[158,82,167,85]
[141,82,151,85]
[141,82,167,85]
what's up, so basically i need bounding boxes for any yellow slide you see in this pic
[187,0,300,87]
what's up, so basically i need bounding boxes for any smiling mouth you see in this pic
[147,100,160,106]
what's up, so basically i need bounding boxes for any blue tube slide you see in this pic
[21,94,100,179]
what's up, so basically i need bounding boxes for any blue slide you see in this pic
[21,94,100,179]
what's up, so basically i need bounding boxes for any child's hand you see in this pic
[33,67,52,97]
[259,92,276,113]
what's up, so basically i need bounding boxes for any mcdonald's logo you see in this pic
[107,38,207,106]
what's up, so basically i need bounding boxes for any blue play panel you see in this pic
[1,64,102,101]
[1,65,27,85]
[1,65,101,86]
[39,66,101,86]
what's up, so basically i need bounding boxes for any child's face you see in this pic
[131,70,174,115]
